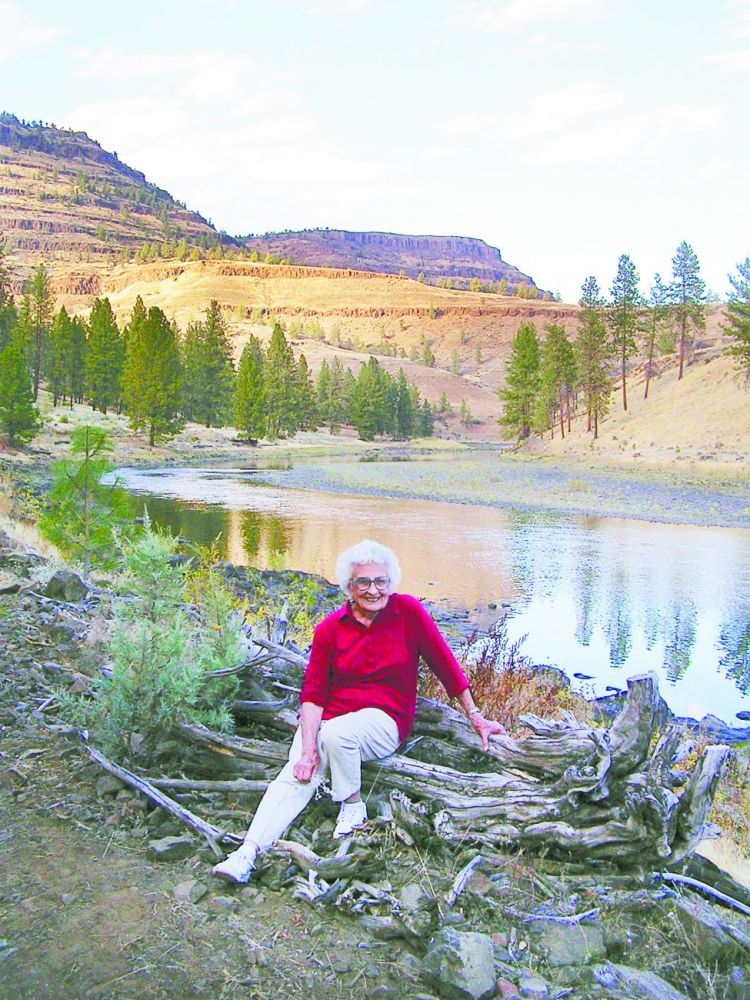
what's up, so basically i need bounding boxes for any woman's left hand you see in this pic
[470,713,506,751]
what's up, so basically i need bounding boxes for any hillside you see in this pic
[0,113,235,279]
[525,348,750,468]
[241,229,538,290]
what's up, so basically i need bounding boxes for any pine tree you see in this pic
[48,306,74,406]
[536,324,577,439]
[576,277,611,438]
[499,322,540,440]
[420,337,436,367]
[193,300,236,427]
[394,368,415,440]
[26,263,53,400]
[724,258,750,382]
[608,254,642,411]
[263,323,297,438]
[351,357,385,440]
[644,274,670,400]
[292,353,318,431]
[86,297,123,414]
[39,425,131,577]
[419,398,434,437]
[0,343,42,446]
[670,241,706,380]
[234,335,266,439]
[122,304,184,446]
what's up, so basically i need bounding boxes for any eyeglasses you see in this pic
[351,576,390,592]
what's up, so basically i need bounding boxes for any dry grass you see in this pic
[421,618,594,732]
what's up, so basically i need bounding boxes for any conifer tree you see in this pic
[39,425,131,577]
[576,277,611,438]
[498,322,540,440]
[193,300,236,427]
[535,323,576,439]
[0,343,41,446]
[48,306,75,406]
[608,254,642,411]
[394,368,415,440]
[122,304,183,446]
[644,274,670,400]
[263,323,297,438]
[86,297,123,414]
[670,241,706,380]
[27,263,53,399]
[351,357,386,440]
[234,335,266,439]
[292,353,318,431]
[419,398,434,437]
[724,258,750,382]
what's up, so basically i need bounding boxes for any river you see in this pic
[114,459,750,723]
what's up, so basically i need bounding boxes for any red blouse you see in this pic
[299,592,469,743]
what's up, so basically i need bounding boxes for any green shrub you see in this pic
[71,520,244,759]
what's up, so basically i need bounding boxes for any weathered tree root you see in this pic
[173,669,730,868]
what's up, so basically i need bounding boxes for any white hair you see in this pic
[335,539,401,597]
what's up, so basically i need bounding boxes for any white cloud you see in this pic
[702,47,750,73]
[448,0,610,32]
[441,81,622,140]
[695,159,732,180]
[0,0,62,61]
[519,103,723,166]
[728,0,750,39]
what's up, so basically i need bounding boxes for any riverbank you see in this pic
[3,393,749,531]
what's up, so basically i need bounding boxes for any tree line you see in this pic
[0,255,435,446]
[500,242,750,441]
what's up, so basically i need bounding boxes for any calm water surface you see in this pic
[115,462,750,722]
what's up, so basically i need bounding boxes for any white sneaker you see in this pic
[333,800,367,839]
[212,844,257,884]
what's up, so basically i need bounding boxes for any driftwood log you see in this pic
[168,633,732,869]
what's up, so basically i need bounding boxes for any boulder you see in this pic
[421,928,496,1000]
[43,570,89,603]
[590,963,689,999]
[146,835,196,862]
[95,774,125,798]
[528,918,606,966]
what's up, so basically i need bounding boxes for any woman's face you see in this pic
[349,561,390,618]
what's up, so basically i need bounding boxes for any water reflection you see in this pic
[120,465,750,720]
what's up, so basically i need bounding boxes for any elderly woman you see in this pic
[212,539,505,883]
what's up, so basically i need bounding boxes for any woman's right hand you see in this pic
[293,749,320,783]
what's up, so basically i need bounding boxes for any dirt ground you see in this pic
[0,732,415,1000]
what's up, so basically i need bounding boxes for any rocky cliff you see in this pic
[241,229,539,290]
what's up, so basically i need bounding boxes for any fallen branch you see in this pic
[659,872,750,918]
[84,744,241,853]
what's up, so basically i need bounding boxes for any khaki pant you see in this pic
[244,707,399,851]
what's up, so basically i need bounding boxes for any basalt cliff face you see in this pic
[242,229,537,289]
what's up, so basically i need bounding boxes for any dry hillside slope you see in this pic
[527,351,750,468]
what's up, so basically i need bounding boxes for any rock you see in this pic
[146,835,196,862]
[399,882,439,937]
[208,895,239,911]
[421,928,496,1000]
[0,576,21,595]
[332,957,350,974]
[496,979,521,999]
[43,570,89,603]
[361,915,406,940]
[95,775,125,798]
[590,963,689,999]
[527,919,606,966]
[172,880,208,904]
[517,975,549,998]
[669,896,737,961]
[60,893,77,905]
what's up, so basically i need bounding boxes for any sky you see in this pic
[1,0,748,302]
